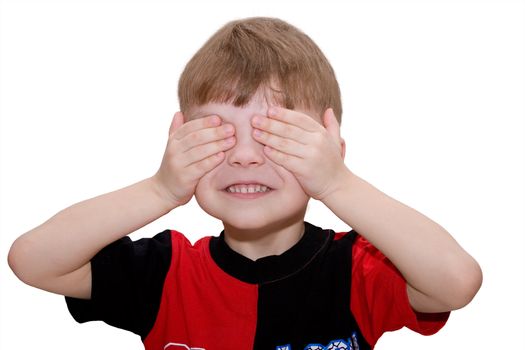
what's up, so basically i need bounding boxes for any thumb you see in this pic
[323,108,346,159]
[169,112,185,137]
[322,108,340,139]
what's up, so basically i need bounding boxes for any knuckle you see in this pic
[277,138,289,149]
[188,131,201,144]
[275,151,286,162]
[197,156,217,172]
[188,131,199,141]
[193,161,207,173]
[191,154,208,172]
[283,125,293,136]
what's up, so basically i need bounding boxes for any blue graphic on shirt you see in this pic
[277,334,362,350]
[351,332,360,350]
[276,345,291,350]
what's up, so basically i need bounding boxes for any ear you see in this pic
[322,108,345,159]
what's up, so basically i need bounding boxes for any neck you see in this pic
[222,217,306,261]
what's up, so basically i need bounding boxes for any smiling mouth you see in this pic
[224,184,274,194]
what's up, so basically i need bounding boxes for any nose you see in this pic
[226,124,265,168]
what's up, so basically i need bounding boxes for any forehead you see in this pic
[187,91,322,124]
[187,91,271,121]
[187,103,268,120]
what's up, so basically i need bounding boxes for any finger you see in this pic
[267,106,322,132]
[184,136,236,167]
[322,108,345,158]
[169,112,185,137]
[184,151,227,180]
[253,128,308,159]
[251,114,308,145]
[172,114,222,140]
[262,145,303,172]
[322,108,340,140]
[180,123,235,153]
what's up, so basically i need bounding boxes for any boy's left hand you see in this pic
[251,106,349,201]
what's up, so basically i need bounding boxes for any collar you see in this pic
[209,221,332,284]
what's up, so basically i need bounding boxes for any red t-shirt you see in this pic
[351,235,449,346]
[66,222,449,349]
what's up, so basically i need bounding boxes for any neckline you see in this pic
[209,221,332,284]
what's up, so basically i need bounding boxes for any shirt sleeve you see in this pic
[65,230,172,339]
[350,234,449,346]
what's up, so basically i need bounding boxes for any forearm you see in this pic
[322,169,482,311]
[8,176,177,288]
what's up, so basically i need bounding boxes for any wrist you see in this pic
[148,175,181,211]
[318,166,355,203]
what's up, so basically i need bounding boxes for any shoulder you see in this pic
[168,229,213,256]
[352,234,394,270]
[349,234,449,345]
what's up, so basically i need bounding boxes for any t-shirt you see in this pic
[66,221,449,349]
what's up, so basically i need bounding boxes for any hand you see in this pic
[251,106,348,201]
[153,112,236,207]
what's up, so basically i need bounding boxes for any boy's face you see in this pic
[188,93,321,231]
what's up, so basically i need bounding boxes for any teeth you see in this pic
[226,184,271,193]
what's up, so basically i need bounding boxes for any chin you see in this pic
[197,199,308,234]
[196,199,274,230]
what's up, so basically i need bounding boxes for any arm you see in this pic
[251,106,482,313]
[8,177,176,299]
[8,112,236,299]
[322,169,482,313]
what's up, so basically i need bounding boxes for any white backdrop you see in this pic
[1,0,524,349]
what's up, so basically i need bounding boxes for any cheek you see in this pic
[274,164,299,187]
[193,163,229,216]
[194,170,214,200]
[194,177,221,220]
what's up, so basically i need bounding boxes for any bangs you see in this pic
[179,48,322,117]
[178,17,341,122]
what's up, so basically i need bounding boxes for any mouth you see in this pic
[222,183,274,198]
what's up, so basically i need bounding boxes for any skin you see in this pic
[186,95,322,259]
[8,90,482,315]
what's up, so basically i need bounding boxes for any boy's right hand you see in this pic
[153,112,236,208]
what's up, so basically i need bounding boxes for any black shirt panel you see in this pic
[209,221,329,284]
[254,228,371,350]
[65,230,172,339]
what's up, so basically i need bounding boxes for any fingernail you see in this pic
[224,124,234,133]
[268,107,277,116]
[252,116,261,127]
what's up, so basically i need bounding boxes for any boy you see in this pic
[8,17,482,349]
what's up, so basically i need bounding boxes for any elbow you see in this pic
[8,236,39,287]
[8,237,27,282]
[445,257,483,310]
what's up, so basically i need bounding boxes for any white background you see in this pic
[1,0,524,349]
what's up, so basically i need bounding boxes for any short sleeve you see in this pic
[65,230,172,339]
[350,235,449,346]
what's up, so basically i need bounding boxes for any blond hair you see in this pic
[178,17,342,123]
